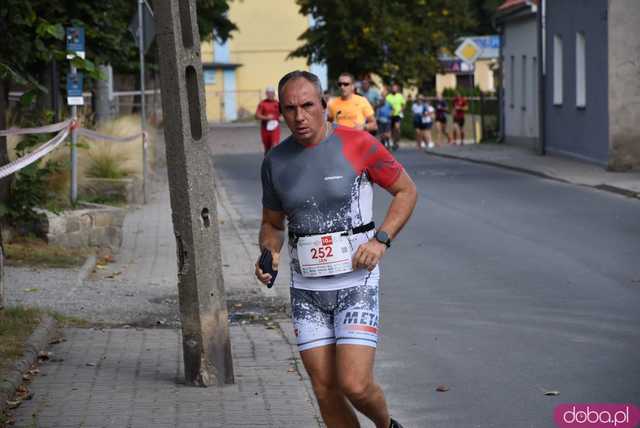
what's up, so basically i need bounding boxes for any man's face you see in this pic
[391,84,399,94]
[266,90,275,100]
[281,78,326,146]
[337,76,354,98]
[361,80,370,91]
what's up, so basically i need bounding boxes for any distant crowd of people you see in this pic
[255,73,470,153]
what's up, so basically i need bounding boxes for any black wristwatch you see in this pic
[374,230,391,248]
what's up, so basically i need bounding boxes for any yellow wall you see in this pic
[201,0,311,121]
[436,59,497,94]
[204,69,225,122]
[436,74,458,95]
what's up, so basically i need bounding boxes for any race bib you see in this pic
[421,115,432,124]
[297,232,353,277]
[266,120,279,131]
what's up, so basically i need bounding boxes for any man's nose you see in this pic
[295,106,305,122]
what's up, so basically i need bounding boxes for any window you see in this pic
[204,69,216,85]
[510,55,515,108]
[553,35,563,105]
[576,32,586,108]
[521,55,527,110]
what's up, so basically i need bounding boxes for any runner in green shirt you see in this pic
[385,83,405,148]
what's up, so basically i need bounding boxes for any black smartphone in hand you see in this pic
[258,248,277,288]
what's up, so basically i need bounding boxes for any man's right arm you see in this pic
[255,208,286,285]
[255,102,267,121]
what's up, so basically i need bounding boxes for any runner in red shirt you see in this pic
[452,94,468,146]
[255,86,281,152]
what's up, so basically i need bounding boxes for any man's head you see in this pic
[277,70,327,146]
[391,83,400,94]
[337,72,355,99]
[265,86,276,100]
[361,78,371,91]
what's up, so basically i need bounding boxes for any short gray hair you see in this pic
[277,70,324,104]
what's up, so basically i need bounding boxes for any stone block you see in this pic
[93,212,114,228]
[89,228,105,247]
[66,216,81,233]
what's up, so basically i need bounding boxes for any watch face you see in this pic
[376,231,389,245]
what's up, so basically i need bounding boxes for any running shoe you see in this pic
[389,417,404,428]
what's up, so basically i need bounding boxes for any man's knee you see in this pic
[339,376,374,403]
[310,376,340,402]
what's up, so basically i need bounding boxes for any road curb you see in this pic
[424,149,640,200]
[0,314,59,415]
[76,254,97,286]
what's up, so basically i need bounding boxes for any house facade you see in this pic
[543,0,640,170]
[200,0,327,122]
[495,0,539,148]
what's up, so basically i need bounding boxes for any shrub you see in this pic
[86,147,130,179]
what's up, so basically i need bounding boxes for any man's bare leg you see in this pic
[337,344,390,428]
[301,345,360,428]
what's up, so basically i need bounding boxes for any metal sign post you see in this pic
[154,0,234,386]
[66,27,85,204]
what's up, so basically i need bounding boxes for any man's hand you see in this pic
[353,239,386,271]
[255,251,280,285]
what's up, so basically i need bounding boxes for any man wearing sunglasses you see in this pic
[328,72,377,133]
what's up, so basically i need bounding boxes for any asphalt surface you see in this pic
[209,125,640,428]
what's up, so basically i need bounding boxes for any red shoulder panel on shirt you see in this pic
[336,127,403,189]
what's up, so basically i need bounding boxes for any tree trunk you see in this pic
[0,78,12,204]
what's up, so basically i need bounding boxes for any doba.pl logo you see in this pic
[555,404,640,427]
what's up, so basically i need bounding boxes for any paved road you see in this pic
[209,126,640,428]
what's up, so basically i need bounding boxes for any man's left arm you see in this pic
[353,171,417,271]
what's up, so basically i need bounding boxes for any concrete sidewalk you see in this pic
[8,173,322,427]
[419,141,640,198]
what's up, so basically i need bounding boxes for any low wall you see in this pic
[80,177,143,205]
[35,203,126,252]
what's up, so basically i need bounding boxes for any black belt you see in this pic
[288,221,375,241]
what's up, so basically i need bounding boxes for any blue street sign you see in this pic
[66,27,85,58]
[67,72,84,106]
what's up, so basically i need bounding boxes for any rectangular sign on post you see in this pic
[67,72,84,105]
[66,27,85,59]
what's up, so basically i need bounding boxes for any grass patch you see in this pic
[0,306,43,375]
[86,148,131,179]
[50,312,90,328]
[4,236,89,268]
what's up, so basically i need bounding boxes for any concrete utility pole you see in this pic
[154,0,234,386]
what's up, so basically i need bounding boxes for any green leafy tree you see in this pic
[290,0,478,87]
[0,0,236,206]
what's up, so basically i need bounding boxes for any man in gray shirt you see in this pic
[256,70,417,428]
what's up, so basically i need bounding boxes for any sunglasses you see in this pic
[337,81,351,87]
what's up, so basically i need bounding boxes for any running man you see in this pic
[452,93,468,146]
[255,86,281,153]
[328,73,377,132]
[256,70,417,428]
[385,83,405,149]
